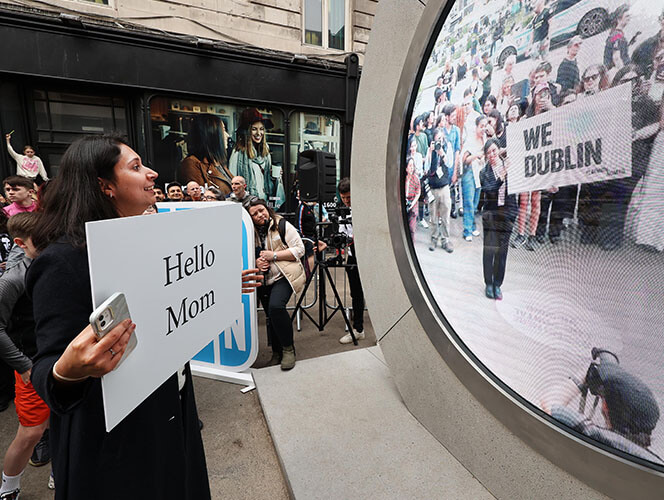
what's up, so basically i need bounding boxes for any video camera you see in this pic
[319,205,353,250]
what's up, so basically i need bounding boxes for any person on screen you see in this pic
[576,64,609,97]
[480,138,517,300]
[557,36,582,93]
[25,135,263,499]
[632,9,664,80]
[530,0,551,60]
[604,4,631,73]
[461,115,487,242]
[457,55,468,82]
[405,157,421,241]
[542,362,662,464]
[512,83,552,251]
[496,75,516,117]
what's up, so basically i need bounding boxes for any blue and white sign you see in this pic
[157,201,258,374]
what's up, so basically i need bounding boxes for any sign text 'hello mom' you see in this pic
[163,244,216,335]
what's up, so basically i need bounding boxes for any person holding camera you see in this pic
[541,351,662,464]
[426,130,454,253]
[249,198,305,370]
[336,178,366,344]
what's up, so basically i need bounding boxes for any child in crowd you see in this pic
[2,177,36,218]
[5,135,48,183]
[0,213,51,500]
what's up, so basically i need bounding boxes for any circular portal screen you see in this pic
[404,0,664,468]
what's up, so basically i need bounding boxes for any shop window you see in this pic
[289,112,342,189]
[304,0,347,50]
[149,97,286,208]
[32,89,127,176]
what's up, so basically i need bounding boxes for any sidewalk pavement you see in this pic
[254,346,494,500]
[0,285,376,499]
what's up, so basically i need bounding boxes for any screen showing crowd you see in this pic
[404,0,664,467]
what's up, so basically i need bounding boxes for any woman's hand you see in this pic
[255,257,270,273]
[20,369,31,385]
[54,319,135,382]
[242,268,264,293]
[259,250,273,262]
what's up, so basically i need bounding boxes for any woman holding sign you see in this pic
[25,135,261,500]
[480,138,518,300]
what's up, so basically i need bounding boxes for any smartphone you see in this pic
[89,292,137,368]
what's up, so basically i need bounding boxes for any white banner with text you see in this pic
[506,83,631,194]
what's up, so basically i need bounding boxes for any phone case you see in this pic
[89,292,137,368]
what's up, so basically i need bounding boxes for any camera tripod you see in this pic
[290,244,358,345]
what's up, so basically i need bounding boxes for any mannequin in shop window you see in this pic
[229,108,282,204]
[178,114,234,196]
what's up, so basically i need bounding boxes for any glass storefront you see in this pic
[150,97,343,209]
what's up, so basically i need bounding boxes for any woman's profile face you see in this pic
[108,144,158,217]
[248,204,270,226]
[250,122,265,144]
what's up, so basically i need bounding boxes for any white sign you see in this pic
[157,202,259,375]
[506,83,631,194]
[86,203,242,431]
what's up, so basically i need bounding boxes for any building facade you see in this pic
[0,0,377,209]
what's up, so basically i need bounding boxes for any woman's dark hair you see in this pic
[484,95,497,109]
[487,109,505,136]
[247,198,278,231]
[483,137,501,155]
[36,180,51,211]
[32,135,125,251]
[187,114,227,167]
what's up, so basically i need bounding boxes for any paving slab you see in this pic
[254,347,495,500]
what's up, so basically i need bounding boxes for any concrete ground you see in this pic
[255,347,494,500]
[0,270,376,499]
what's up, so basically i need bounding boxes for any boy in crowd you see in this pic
[166,182,184,201]
[152,185,165,202]
[0,213,50,500]
[2,177,36,217]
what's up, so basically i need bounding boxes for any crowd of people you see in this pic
[406,1,664,302]
[0,120,364,497]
